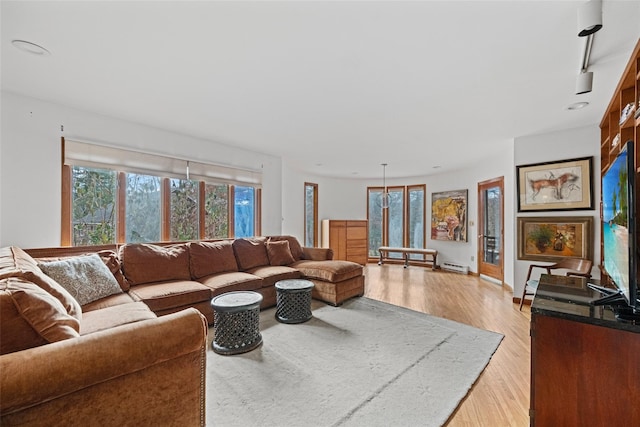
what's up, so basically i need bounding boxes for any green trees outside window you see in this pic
[367,185,425,259]
[368,189,384,257]
[205,183,229,239]
[170,178,199,241]
[70,166,257,246]
[72,166,117,246]
[126,173,161,242]
[304,183,318,247]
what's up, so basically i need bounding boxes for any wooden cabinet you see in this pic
[530,307,640,425]
[321,220,368,265]
[599,39,640,278]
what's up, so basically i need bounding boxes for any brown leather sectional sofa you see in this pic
[0,235,364,426]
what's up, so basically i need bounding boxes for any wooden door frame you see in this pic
[477,176,504,282]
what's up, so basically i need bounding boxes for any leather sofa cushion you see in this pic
[0,277,80,355]
[268,236,304,260]
[127,280,212,312]
[96,249,129,291]
[290,260,363,283]
[266,240,296,266]
[245,265,302,288]
[120,243,191,286]
[80,302,157,335]
[198,271,263,296]
[189,240,238,279]
[82,292,137,312]
[232,237,269,270]
[0,246,82,320]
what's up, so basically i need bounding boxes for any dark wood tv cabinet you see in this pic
[530,288,640,426]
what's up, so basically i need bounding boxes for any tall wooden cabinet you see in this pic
[321,220,368,265]
[599,39,640,280]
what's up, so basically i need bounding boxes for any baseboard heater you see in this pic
[441,261,469,275]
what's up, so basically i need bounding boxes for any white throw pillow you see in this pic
[39,254,123,306]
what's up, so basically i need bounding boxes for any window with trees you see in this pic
[71,166,117,246]
[367,184,426,261]
[304,183,318,247]
[63,139,261,246]
[126,173,161,242]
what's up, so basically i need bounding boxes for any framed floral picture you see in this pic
[516,156,593,212]
[517,216,593,262]
[431,189,467,242]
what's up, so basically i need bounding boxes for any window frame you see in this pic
[61,138,261,246]
[366,184,426,262]
[304,182,318,247]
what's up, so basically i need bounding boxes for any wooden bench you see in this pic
[377,246,438,270]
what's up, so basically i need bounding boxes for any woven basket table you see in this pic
[211,291,263,355]
[275,279,315,324]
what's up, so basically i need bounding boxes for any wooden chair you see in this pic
[519,258,593,310]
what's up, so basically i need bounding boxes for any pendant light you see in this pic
[381,163,389,209]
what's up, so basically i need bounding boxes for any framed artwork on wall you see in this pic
[517,216,593,262]
[431,189,467,242]
[516,156,593,212]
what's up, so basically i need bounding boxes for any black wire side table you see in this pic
[211,291,263,355]
[275,279,314,324]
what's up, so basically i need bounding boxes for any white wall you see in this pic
[1,91,600,302]
[0,92,283,247]
[513,125,601,300]
[426,141,515,285]
[282,139,516,286]
[283,125,599,297]
[281,164,368,243]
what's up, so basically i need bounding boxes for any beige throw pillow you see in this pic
[39,254,123,306]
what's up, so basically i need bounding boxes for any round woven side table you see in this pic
[211,291,263,355]
[275,279,315,324]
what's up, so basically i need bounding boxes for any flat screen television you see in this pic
[593,140,638,318]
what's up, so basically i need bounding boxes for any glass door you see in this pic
[477,177,504,282]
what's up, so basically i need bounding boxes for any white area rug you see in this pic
[206,297,503,427]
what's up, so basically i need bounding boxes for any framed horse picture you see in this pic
[516,156,593,212]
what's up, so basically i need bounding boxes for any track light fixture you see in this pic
[576,71,593,95]
[575,8,598,96]
[578,0,603,37]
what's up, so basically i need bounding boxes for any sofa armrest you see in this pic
[1,308,207,425]
[302,247,333,261]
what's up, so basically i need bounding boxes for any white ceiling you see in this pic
[2,1,639,179]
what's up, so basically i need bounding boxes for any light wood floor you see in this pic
[363,263,531,427]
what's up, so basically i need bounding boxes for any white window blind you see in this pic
[64,139,262,186]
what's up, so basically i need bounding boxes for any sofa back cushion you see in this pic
[120,243,191,286]
[38,254,123,306]
[232,237,269,270]
[266,240,296,266]
[267,236,304,261]
[0,277,80,355]
[96,249,129,291]
[189,241,238,279]
[0,246,82,320]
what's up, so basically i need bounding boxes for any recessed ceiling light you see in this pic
[11,39,50,56]
[566,102,589,110]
